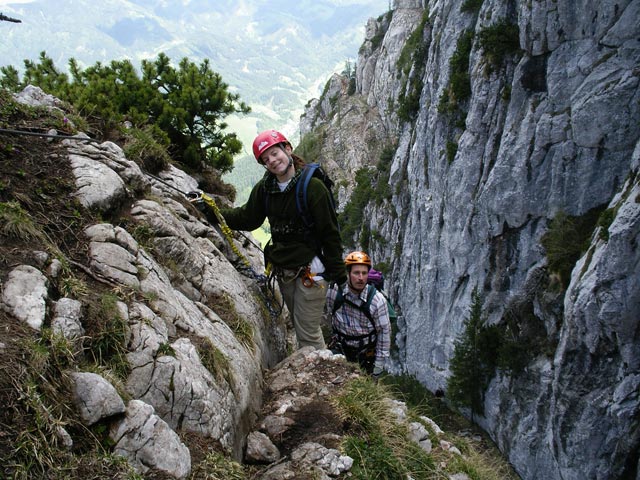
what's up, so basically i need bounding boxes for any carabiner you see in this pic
[301,266,315,288]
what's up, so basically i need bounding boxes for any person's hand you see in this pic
[186,190,206,212]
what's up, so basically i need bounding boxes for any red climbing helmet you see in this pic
[344,251,372,269]
[252,129,290,163]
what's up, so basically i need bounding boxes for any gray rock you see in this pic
[51,297,84,340]
[245,431,281,463]
[70,155,127,210]
[13,84,66,109]
[303,0,640,478]
[290,442,353,477]
[409,421,432,453]
[260,415,295,437]
[65,139,148,194]
[70,371,125,426]
[88,240,140,288]
[0,265,48,330]
[110,399,191,479]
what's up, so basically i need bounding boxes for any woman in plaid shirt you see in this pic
[326,251,391,376]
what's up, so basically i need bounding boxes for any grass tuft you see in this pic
[0,201,43,240]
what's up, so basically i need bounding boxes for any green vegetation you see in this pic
[347,68,357,96]
[122,124,172,174]
[541,207,605,289]
[189,451,247,479]
[436,29,474,162]
[296,130,324,162]
[85,293,130,380]
[1,321,139,479]
[461,0,484,13]
[0,201,43,240]
[209,293,255,352]
[446,140,458,164]
[447,287,554,418]
[597,207,616,241]
[477,19,521,72]
[340,168,374,244]
[1,51,249,174]
[339,144,396,248]
[335,374,519,479]
[335,377,437,479]
[447,288,495,416]
[198,338,235,391]
[396,11,429,122]
[438,30,473,116]
[222,154,264,206]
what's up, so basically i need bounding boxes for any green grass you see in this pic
[198,338,235,392]
[334,377,439,479]
[85,293,130,380]
[0,201,44,241]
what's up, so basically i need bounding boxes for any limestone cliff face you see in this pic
[301,0,640,478]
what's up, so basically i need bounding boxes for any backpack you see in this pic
[367,268,384,290]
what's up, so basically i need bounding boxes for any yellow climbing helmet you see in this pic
[344,251,372,269]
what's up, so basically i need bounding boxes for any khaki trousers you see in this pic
[278,273,327,350]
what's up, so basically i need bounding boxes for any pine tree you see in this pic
[1,51,249,174]
[142,54,249,173]
[447,287,492,417]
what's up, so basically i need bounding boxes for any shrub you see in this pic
[541,207,605,289]
[439,30,473,115]
[597,207,616,241]
[296,131,323,162]
[2,51,249,175]
[446,140,458,164]
[339,167,374,247]
[461,0,484,13]
[477,19,521,71]
[396,11,429,122]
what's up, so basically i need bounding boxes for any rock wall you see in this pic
[301,0,640,478]
[1,87,290,477]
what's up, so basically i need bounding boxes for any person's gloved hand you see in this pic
[186,190,206,212]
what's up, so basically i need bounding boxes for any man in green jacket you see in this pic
[200,129,346,349]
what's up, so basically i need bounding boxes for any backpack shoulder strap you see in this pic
[295,163,319,229]
[331,285,344,316]
[364,285,377,311]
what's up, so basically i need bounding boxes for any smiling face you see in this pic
[260,143,294,181]
[348,264,369,293]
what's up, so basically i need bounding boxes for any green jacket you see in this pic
[221,168,346,284]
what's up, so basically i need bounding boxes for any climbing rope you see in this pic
[187,189,284,320]
[0,127,102,143]
[144,173,284,321]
